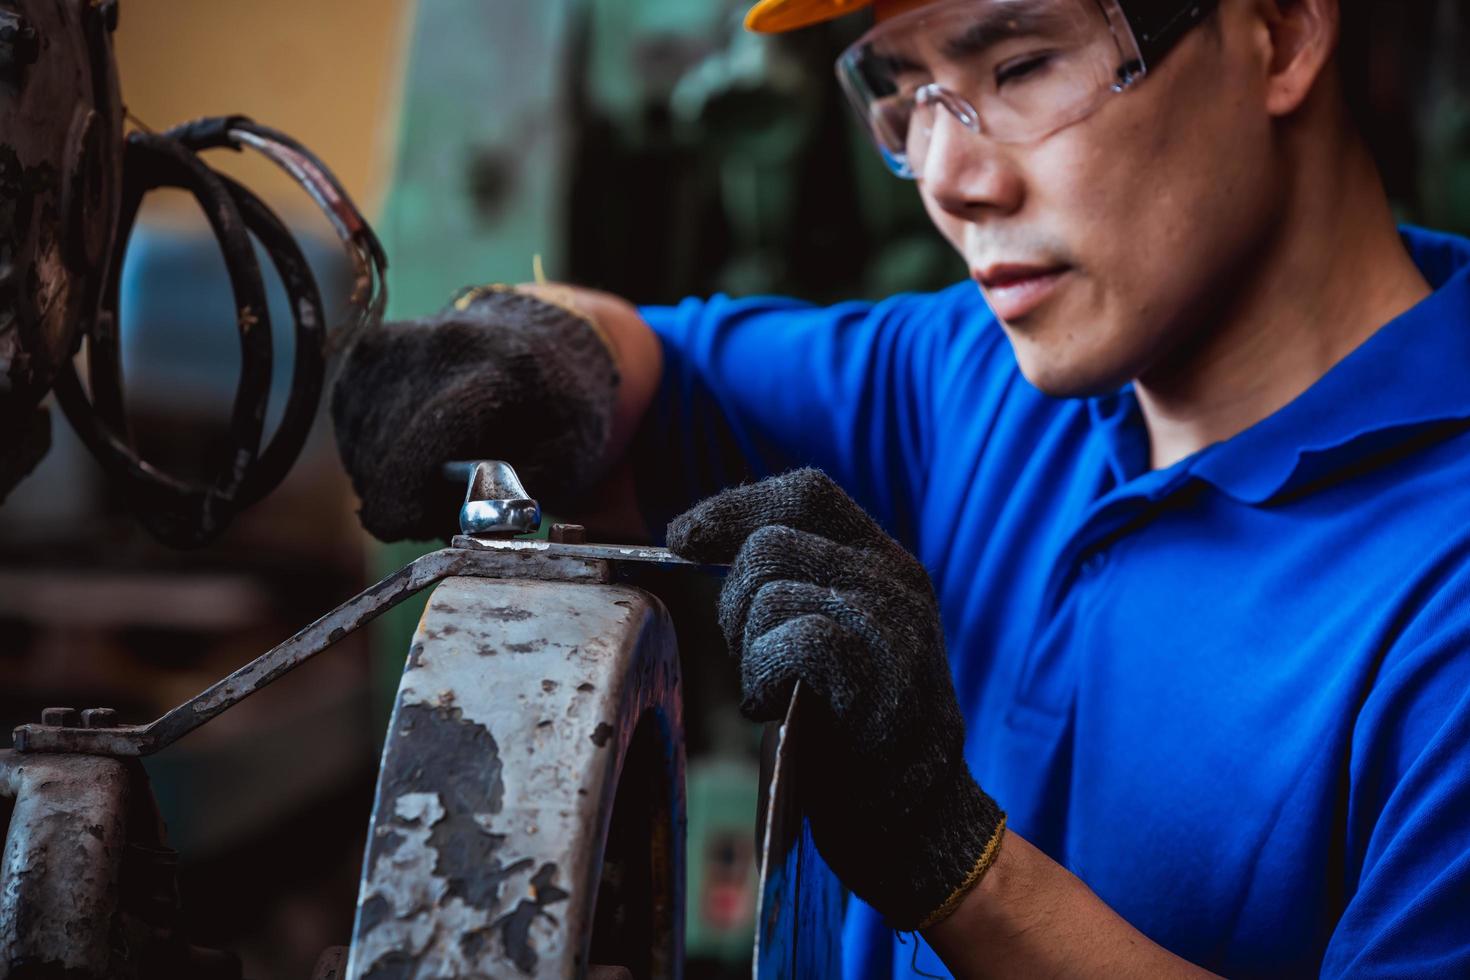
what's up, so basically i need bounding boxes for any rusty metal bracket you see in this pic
[0,751,131,977]
[12,541,717,758]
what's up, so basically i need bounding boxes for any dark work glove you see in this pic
[330,288,619,541]
[667,469,1005,931]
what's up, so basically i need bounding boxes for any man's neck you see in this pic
[1135,135,1432,471]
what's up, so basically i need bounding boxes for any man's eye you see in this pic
[994,52,1054,88]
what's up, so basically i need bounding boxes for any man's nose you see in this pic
[918,106,1024,220]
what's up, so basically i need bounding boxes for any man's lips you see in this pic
[973,263,1072,321]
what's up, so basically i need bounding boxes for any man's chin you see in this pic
[1011,349,1132,400]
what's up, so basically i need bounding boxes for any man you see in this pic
[332,0,1470,975]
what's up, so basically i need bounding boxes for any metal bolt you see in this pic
[41,707,78,728]
[81,708,117,729]
[549,523,587,544]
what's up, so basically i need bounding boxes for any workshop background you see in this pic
[1,1,1467,977]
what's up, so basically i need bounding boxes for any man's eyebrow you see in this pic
[940,6,1075,61]
[868,4,1076,76]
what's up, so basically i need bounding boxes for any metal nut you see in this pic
[549,523,587,544]
[81,708,118,729]
[41,707,79,728]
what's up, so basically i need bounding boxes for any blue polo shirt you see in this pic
[637,226,1470,979]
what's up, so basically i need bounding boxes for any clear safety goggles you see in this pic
[836,0,1194,178]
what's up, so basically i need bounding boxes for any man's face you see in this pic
[875,0,1282,397]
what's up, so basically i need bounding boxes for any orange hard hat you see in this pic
[744,0,876,33]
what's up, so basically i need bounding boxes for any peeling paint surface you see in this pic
[348,577,684,978]
[0,751,131,975]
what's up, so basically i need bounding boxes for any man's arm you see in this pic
[516,285,663,538]
[925,830,1220,980]
[517,285,663,465]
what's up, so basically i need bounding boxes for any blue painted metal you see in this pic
[754,685,843,979]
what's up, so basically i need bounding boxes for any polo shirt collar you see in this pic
[1091,227,1470,505]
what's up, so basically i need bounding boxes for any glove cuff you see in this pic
[883,765,1006,931]
[916,814,1006,930]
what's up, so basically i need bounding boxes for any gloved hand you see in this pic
[330,287,619,541]
[667,468,1005,930]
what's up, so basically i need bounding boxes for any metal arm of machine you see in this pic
[11,539,711,758]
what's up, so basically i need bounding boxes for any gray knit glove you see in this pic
[666,468,1005,930]
[330,287,618,541]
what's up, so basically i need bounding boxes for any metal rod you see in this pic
[12,542,719,757]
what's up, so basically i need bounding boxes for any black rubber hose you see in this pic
[58,132,278,545]
[59,122,343,546]
[214,172,326,509]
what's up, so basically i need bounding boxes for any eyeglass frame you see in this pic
[836,0,1223,178]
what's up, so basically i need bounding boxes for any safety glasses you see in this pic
[836,0,1217,178]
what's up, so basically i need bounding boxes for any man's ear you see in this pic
[1259,0,1340,117]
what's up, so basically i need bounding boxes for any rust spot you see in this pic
[541,680,558,693]
[505,639,546,653]
[328,626,346,643]
[577,682,596,693]
[590,723,614,747]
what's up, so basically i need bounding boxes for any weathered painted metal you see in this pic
[12,542,716,757]
[0,750,131,978]
[347,576,686,979]
[754,686,844,979]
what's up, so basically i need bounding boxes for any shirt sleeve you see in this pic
[1321,564,1470,977]
[632,287,979,548]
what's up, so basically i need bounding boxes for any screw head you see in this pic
[41,707,78,728]
[81,708,117,729]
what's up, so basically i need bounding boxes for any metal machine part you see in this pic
[0,0,386,537]
[3,460,763,976]
[0,751,242,979]
[12,539,713,757]
[12,461,707,756]
[753,685,844,978]
[53,114,387,547]
[349,576,685,978]
[0,751,130,976]
[0,0,124,498]
[450,458,543,537]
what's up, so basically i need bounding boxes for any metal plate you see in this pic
[753,685,844,979]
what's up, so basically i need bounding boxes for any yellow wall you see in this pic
[113,0,410,225]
